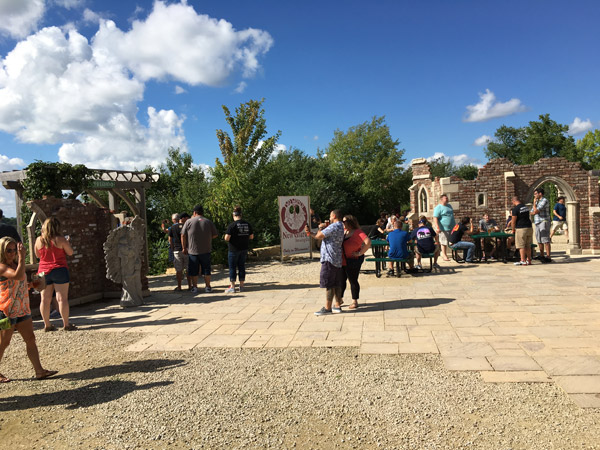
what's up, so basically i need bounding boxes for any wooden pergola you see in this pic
[0,168,159,264]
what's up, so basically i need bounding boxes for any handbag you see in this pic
[0,314,12,330]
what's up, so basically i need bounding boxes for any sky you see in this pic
[0,0,599,216]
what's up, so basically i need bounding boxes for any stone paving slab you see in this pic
[71,253,600,408]
[480,371,553,383]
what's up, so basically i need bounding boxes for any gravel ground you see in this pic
[1,330,599,449]
[2,258,600,449]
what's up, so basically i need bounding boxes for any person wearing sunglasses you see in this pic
[0,237,57,382]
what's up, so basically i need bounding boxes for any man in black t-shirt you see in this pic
[510,196,533,266]
[224,207,254,293]
[169,213,191,291]
[449,217,475,263]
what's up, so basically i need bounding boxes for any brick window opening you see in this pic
[476,192,487,208]
[419,188,428,213]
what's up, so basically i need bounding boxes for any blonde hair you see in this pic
[41,217,61,248]
[0,237,17,265]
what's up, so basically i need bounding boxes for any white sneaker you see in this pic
[225,287,235,294]
[514,261,526,266]
[205,286,213,293]
[415,264,422,270]
[190,286,198,293]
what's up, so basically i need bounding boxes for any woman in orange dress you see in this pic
[0,237,57,382]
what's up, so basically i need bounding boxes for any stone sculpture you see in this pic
[104,215,145,307]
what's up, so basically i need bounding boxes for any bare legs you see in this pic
[39,284,54,329]
[0,318,55,379]
[40,282,70,329]
[55,283,70,328]
[326,287,342,310]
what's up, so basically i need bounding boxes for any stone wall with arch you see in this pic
[410,157,600,254]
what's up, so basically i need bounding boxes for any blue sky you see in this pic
[0,0,599,215]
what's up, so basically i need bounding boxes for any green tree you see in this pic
[146,147,208,221]
[324,116,407,220]
[576,129,600,169]
[485,114,580,165]
[210,98,281,246]
[454,164,479,180]
[428,156,479,181]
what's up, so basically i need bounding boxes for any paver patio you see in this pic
[68,252,600,408]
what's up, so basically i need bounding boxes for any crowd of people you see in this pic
[0,188,568,379]
[307,188,567,314]
[163,204,253,294]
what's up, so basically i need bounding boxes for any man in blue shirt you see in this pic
[386,219,412,276]
[305,209,345,315]
[433,194,455,262]
[550,196,568,243]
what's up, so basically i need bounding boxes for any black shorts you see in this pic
[320,261,343,289]
[45,267,70,285]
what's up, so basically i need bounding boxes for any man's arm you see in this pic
[465,219,474,234]
[181,233,188,254]
[510,216,517,233]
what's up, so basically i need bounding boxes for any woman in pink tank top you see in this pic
[0,237,57,382]
[35,218,75,331]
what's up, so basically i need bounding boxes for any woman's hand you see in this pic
[17,242,26,260]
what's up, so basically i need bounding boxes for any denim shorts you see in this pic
[44,267,70,285]
[188,253,211,277]
[0,310,32,326]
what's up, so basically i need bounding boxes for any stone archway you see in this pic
[526,175,580,254]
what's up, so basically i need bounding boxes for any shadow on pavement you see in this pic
[359,297,455,313]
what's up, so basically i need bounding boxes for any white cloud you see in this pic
[0,154,25,171]
[0,0,45,38]
[93,1,273,86]
[473,134,492,146]
[0,154,24,217]
[0,2,273,170]
[58,107,188,170]
[53,0,84,9]
[313,135,319,141]
[464,89,527,122]
[174,85,186,95]
[0,187,17,217]
[426,152,483,168]
[82,8,101,24]
[233,81,247,94]
[569,117,593,136]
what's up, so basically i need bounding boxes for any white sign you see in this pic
[278,196,311,256]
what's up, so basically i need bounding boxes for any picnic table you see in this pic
[472,231,514,263]
[366,239,435,277]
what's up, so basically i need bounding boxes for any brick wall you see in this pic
[411,157,600,250]
[27,197,148,308]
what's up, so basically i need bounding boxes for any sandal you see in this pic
[35,369,58,380]
[0,374,11,383]
[348,301,359,310]
[63,324,78,331]
[44,325,56,332]
[173,287,182,291]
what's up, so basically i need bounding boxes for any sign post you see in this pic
[278,196,311,261]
